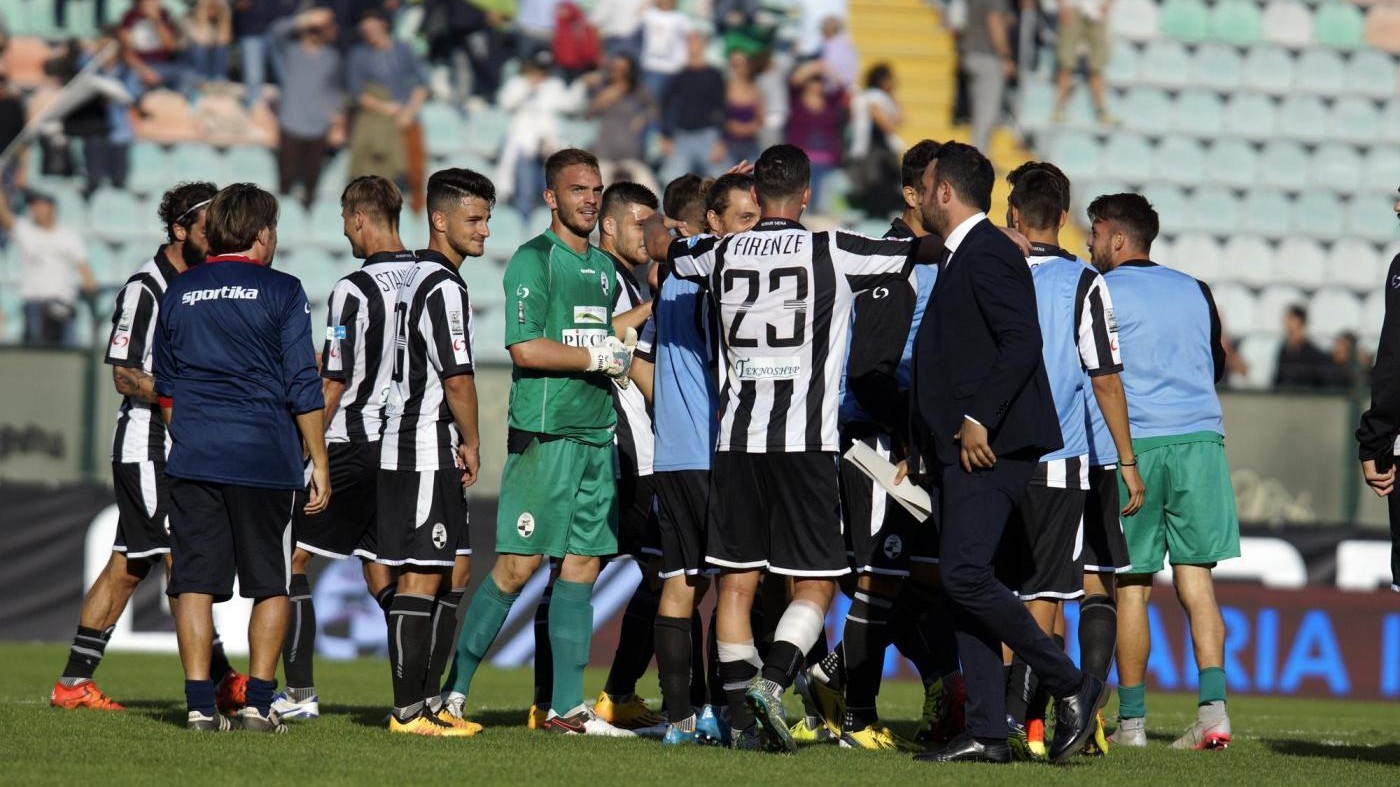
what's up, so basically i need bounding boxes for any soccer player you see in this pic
[155,183,329,733]
[441,149,636,737]
[49,182,250,713]
[1356,189,1400,595]
[272,176,417,721]
[646,144,937,753]
[376,168,492,737]
[1086,193,1239,750]
[1002,168,1144,758]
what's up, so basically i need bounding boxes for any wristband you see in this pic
[1119,460,1136,467]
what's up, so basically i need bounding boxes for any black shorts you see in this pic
[707,451,849,577]
[839,431,938,575]
[654,470,713,579]
[1082,464,1131,574]
[998,482,1086,601]
[112,460,171,560]
[294,442,379,561]
[616,470,662,559]
[375,468,471,568]
[167,478,296,602]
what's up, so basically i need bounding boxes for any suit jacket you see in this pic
[1357,252,1400,464]
[911,218,1063,468]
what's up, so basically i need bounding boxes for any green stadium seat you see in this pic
[1348,194,1399,241]
[1110,0,1160,41]
[1293,191,1346,237]
[1142,183,1189,230]
[225,146,278,191]
[1345,49,1397,98]
[85,242,126,288]
[1328,97,1380,144]
[1241,190,1292,236]
[1363,145,1400,191]
[89,187,144,240]
[1295,48,1347,94]
[1160,0,1211,42]
[1152,137,1206,185]
[46,182,88,228]
[1172,89,1225,136]
[1105,39,1140,85]
[1188,186,1242,234]
[1243,46,1295,93]
[1224,93,1278,139]
[1262,1,1314,48]
[1190,44,1244,91]
[127,142,175,194]
[527,206,552,233]
[1047,130,1101,181]
[559,118,599,149]
[421,102,466,157]
[486,208,526,259]
[464,106,509,158]
[1121,87,1173,132]
[1277,95,1328,140]
[1210,0,1264,45]
[1309,143,1363,191]
[471,305,509,363]
[401,210,430,250]
[1102,134,1154,182]
[1313,2,1366,50]
[1202,138,1259,187]
[1020,80,1055,128]
[309,200,347,248]
[1220,235,1274,287]
[1139,40,1192,87]
[1259,141,1311,189]
[317,152,349,202]
[1381,100,1400,144]
[17,0,57,37]
[277,202,312,245]
[173,144,233,187]
[461,261,504,305]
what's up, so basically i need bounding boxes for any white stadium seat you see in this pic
[1256,283,1308,333]
[1261,1,1314,48]
[1171,233,1225,283]
[1236,332,1283,389]
[1211,281,1259,331]
[1111,0,1161,41]
[1329,238,1384,291]
[1307,287,1365,337]
[1220,235,1275,287]
[1274,237,1330,289]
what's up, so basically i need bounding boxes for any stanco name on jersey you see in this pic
[728,233,804,257]
[374,268,412,292]
[181,286,260,305]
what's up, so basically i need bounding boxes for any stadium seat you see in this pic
[1240,190,1293,237]
[1329,237,1384,290]
[1348,195,1400,241]
[1143,183,1189,230]
[1224,93,1278,140]
[1367,6,1400,55]
[1105,39,1141,85]
[1314,2,1366,49]
[400,210,430,251]
[317,152,350,202]
[225,146,279,191]
[1020,79,1056,128]
[1151,136,1207,185]
[1258,141,1311,190]
[1172,89,1225,136]
[1309,143,1363,192]
[1328,96,1381,144]
[1211,281,1258,331]
[309,200,347,248]
[1309,287,1365,336]
[1047,130,1101,182]
[127,142,175,194]
[1220,235,1274,286]
[1101,134,1154,182]
[47,183,88,229]
[1138,41,1192,88]
[1110,0,1161,41]
[1274,237,1329,288]
[1293,191,1346,238]
[1380,99,1400,144]
[86,243,125,288]
[1190,43,1244,91]
[1345,49,1398,99]
[1243,46,1296,94]
[1160,0,1211,42]
[1255,283,1307,333]
[464,106,510,158]
[89,188,145,241]
[559,118,600,149]
[172,144,232,186]
[472,305,509,362]
[486,208,526,258]
[277,203,312,246]
[1276,95,1329,141]
[1294,48,1347,94]
[1121,87,1174,132]
[1261,0,1315,48]
[1362,145,1400,192]
[1236,332,1282,389]
[1188,186,1242,235]
[461,260,504,302]
[1364,289,1388,338]
[421,102,466,157]
[1202,138,1260,187]
[1210,0,1264,45]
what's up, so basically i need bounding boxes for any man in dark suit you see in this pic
[907,142,1106,765]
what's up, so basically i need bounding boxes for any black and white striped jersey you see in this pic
[106,248,179,463]
[606,252,654,476]
[321,250,418,443]
[379,249,477,472]
[669,218,921,453]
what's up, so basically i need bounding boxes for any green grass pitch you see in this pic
[5,642,1397,785]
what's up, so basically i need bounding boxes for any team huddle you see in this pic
[49,138,1242,764]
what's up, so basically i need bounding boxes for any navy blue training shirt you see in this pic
[155,255,324,490]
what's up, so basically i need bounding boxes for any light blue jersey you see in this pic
[1027,244,1122,487]
[642,272,719,472]
[1103,260,1225,439]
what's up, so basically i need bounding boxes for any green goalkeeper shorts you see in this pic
[1118,432,1241,574]
[496,433,618,558]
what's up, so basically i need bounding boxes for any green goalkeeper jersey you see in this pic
[502,230,617,446]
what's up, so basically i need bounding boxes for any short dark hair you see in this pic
[427,168,496,217]
[341,175,403,229]
[901,139,941,191]
[601,181,659,223]
[1007,160,1071,212]
[205,183,279,256]
[158,180,218,242]
[544,148,600,190]
[754,143,810,205]
[1086,193,1160,252]
[1287,303,1309,324]
[865,62,893,90]
[1007,169,1066,231]
[706,173,755,215]
[931,142,994,213]
[663,173,710,230]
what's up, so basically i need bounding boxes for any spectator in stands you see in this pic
[1274,304,1337,389]
[73,36,138,197]
[497,50,586,215]
[0,192,96,347]
[818,16,858,91]
[660,31,727,183]
[1329,332,1371,388]
[961,0,1016,153]
[723,50,763,165]
[552,2,601,83]
[0,67,28,250]
[183,0,233,88]
[231,0,296,107]
[714,0,761,34]
[848,62,904,215]
[272,7,343,209]
[346,10,430,212]
[588,55,658,196]
[785,59,845,213]
[420,0,475,105]
[1052,0,1116,126]
[518,0,564,62]
[754,50,790,149]
[639,0,691,106]
[119,0,189,95]
[590,0,646,59]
